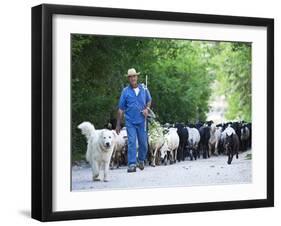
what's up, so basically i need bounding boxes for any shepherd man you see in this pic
[116,68,152,173]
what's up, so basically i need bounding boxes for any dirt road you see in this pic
[72,150,252,191]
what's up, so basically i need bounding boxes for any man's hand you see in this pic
[116,109,123,135]
[142,108,149,117]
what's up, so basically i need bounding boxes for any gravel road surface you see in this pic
[72,150,252,191]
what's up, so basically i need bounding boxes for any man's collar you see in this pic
[129,83,140,89]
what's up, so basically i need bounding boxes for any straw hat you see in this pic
[125,68,140,77]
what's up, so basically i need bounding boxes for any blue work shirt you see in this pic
[118,84,152,124]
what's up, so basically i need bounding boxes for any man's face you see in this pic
[128,75,138,87]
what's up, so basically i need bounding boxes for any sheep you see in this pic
[110,127,128,168]
[208,123,222,156]
[148,120,165,167]
[159,128,180,164]
[186,127,201,160]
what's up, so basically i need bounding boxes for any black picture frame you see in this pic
[31,3,274,222]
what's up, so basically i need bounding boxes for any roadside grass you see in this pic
[245,153,252,160]
[72,151,85,164]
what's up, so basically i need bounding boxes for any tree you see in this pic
[209,42,251,121]
[71,35,251,161]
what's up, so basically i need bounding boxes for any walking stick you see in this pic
[144,75,148,132]
[145,75,149,163]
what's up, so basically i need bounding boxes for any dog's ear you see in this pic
[99,129,105,138]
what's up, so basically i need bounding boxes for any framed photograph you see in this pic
[32,4,274,221]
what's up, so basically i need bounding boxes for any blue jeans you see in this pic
[126,120,148,166]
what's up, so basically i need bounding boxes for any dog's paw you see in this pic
[92,174,100,181]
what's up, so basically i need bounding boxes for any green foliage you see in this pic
[71,35,251,161]
[148,40,214,123]
[209,42,252,121]
[245,153,252,160]
[148,120,164,148]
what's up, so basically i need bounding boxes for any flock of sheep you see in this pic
[109,110,252,169]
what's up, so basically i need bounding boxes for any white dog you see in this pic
[78,122,116,182]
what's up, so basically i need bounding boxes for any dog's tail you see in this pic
[77,121,96,141]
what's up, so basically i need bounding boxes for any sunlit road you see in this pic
[72,150,252,191]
